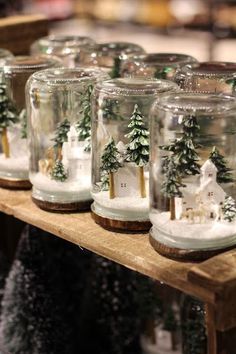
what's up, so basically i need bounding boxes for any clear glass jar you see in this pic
[176,61,236,93]
[0,55,60,188]
[149,92,236,258]
[91,78,178,231]
[79,42,145,78]
[26,67,109,211]
[0,49,13,66]
[121,53,197,80]
[30,35,95,68]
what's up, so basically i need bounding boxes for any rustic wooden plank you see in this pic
[0,15,48,54]
[0,188,214,303]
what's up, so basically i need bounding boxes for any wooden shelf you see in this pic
[1,187,236,332]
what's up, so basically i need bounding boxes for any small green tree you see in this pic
[51,160,68,182]
[223,195,236,222]
[110,57,121,79]
[161,156,185,220]
[0,83,18,158]
[209,146,234,184]
[125,104,149,198]
[101,172,109,191]
[101,98,122,122]
[76,85,93,152]
[53,119,71,160]
[20,108,27,139]
[160,115,201,177]
[154,66,172,79]
[101,138,121,199]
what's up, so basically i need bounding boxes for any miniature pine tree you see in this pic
[53,118,71,160]
[161,156,185,220]
[0,83,18,158]
[160,115,201,177]
[20,108,27,139]
[154,66,172,79]
[101,138,121,199]
[110,57,121,78]
[125,104,149,198]
[101,98,122,121]
[76,85,93,152]
[222,195,236,222]
[101,172,109,191]
[51,159,68,182]
[209,146,234,184]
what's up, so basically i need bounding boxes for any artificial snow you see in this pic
[150,211,236,250]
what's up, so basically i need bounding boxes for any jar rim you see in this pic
[3,55,60,72]
[127,53,197,66]
[30,67,108,84]
[182,61,236,77]
[153,92,236,115]
[94,78,178,96]
[82,42,145,56]
[34,35,95,47]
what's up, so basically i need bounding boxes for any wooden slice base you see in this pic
[0,178,32,190]
[149,234,236,262]
[32,196,92,213]
[91,211,151,233]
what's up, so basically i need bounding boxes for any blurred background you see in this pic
[2,0,236,61]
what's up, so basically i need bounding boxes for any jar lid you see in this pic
[0,48,13,60]
[154,92,236,115]
[183,61,236,77]
[4,55,61,72]
[35,35,95,48]
[95,78,178,96]
[129,53,197,66]
[30,67,108,85]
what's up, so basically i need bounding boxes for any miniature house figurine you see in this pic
[62,125,91,182]
[114,163,139,198]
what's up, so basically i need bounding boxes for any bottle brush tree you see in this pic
[51,159,68,182]
[100,138,121,199]
[222,195,236,222]
[161,156,185,220]
[209,146,234,184]
[125,104,149,198]
[20,108,27,139]
[53,118,71,160]
[0,83,18,158]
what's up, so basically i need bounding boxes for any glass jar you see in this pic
[0,55,60,189]
[26,67,109,212]
[91,78,178,231]
[79,42,145,78]
[121,53,197,80]
[30,35,95,68]
[149,92,236,260]
[0,49,13,66]
[176,61,236,94]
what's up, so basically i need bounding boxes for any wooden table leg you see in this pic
[206,303,236,354]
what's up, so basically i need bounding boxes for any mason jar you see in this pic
[30,35,95,67]
[79,42,145,78]
[121,53,197,80]
[91,78,178,232]
[175,61,236,94]
[0,55,60,189]
[149,92,236,260]
[26,67,108,212]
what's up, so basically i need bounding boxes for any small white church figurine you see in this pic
[62,125,91,182]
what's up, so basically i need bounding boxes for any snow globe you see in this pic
[30,35,95,67]
[91,78,178,232]
[149,92,236,260]
[121,53,197,80]
[176,62,236,94]
[0,55,60,189]
[79,42,145,78]
[26,67,108,212]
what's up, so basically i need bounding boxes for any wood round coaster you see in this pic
[149,234,236,262]
[91,211,151,233]
[32,196,92,213]
[0,178,32,190]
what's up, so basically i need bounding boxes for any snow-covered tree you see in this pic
[101,172,109,191]
[209,146,234,184]
[20,108,27,139]
[53,118,71,160]
[223,195,236,222]
[160,114,201,177]
[125,104,149,198]
[51,159,68,182]
[76,84,93,152]
[0,83,18,158]
[161,156,185,220]
[101,98,122,122]
[110,57,121,79]
[101,138,121,199]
